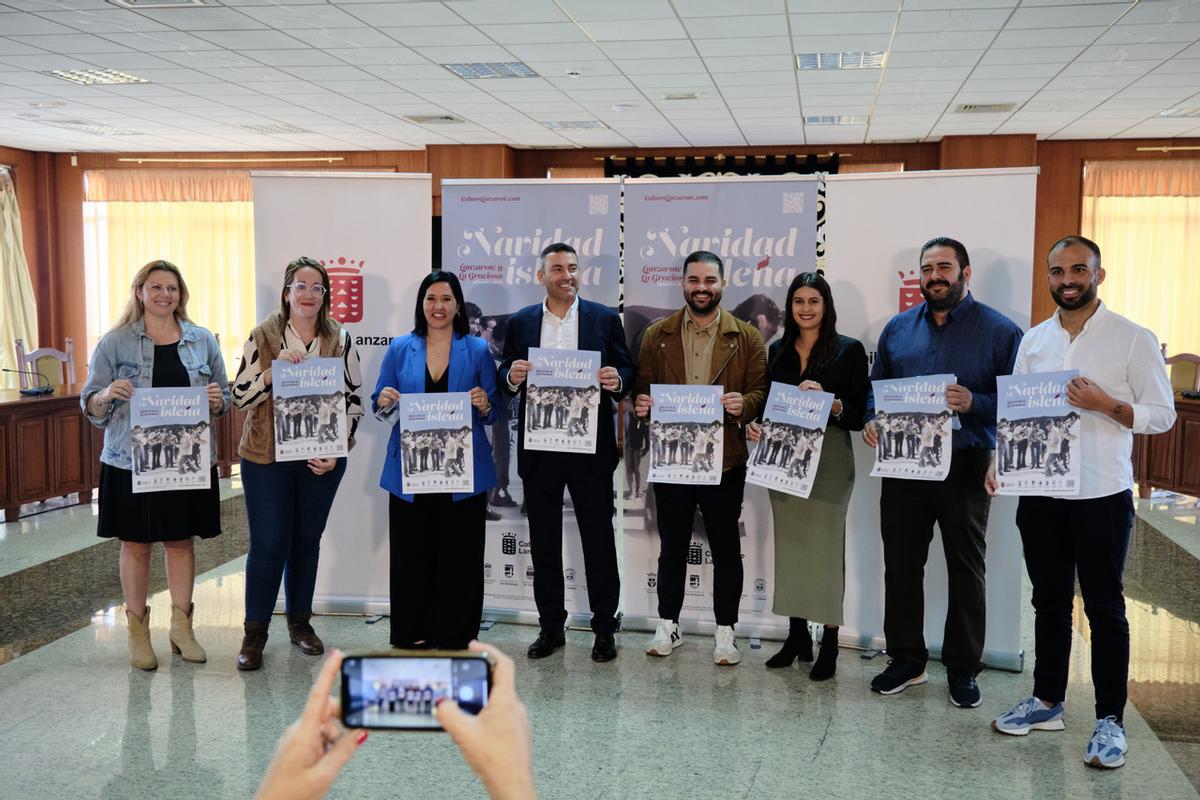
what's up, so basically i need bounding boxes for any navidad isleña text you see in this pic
[536,355,592,380]
[774,393,824,419]
[880,379,947,405]
[143,395,200,417]
[410,399,465,422]
[661,390,718,417]
[1009,379,1067,408]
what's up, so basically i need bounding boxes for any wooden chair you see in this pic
[13,338,76,389]
[1164,352,1200,393]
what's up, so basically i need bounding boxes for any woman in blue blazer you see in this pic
[371,270,499,649]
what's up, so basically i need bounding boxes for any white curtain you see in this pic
[0,167,40,390]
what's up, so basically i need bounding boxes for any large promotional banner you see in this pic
[825,167,1036,670]
[252,171,433,613]
[622,175,820,637]
[441,179,622,625]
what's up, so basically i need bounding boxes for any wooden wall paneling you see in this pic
[938,134,1037,170]
[51,409,87,491]
[1179,416,1200,496]
[15,416,51,498]
[53,153,86,357]
[0,421,8,507]
[427,144,515,216]
[1147,425,1178,489]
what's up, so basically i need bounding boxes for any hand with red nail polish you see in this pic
[256,649,367,800]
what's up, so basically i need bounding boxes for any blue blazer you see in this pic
[371,333,499,502]
[498,299,635,479]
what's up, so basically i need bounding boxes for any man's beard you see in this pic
[1051,282,1097,310]
[921,278,966,311]
[686,290,720,315]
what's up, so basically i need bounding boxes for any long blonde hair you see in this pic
[279,256,337,338]
[112,259,192,331]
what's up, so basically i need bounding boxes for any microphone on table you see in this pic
[2,368,56,396]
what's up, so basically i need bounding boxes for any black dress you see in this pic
[97,343,222,542]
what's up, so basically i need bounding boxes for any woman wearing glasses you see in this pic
[231,257,363,671]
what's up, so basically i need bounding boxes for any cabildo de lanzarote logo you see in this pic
[898,269,924,313]
[321,257,364,323]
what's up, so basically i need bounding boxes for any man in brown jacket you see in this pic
[633,250,768,665]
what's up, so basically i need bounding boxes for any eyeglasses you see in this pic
[288,282,327,297]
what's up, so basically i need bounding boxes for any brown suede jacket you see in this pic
[633,308,768,471]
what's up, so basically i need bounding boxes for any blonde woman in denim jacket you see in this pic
[81,259,229,671]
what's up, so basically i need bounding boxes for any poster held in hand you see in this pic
[524,347,600,454]
[130,387,211,493]
[399,392,474,495]
[996,371,1081,496]
[747,382,834,499]
[870,374,955,481]
[273,357,348,462]
[648,384,724,485]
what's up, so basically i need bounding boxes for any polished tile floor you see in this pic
[0,486,1196,800]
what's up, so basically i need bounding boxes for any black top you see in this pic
[152,342,189,388]
[425,366,449,394]
[766,334,869,432]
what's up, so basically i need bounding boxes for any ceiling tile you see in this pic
[321,47,428,66]
[242,50,344,68]
[970,63,1062,80]
[1007,4,1129,29]
[790,11,897,34]
[694,36,792,57]
[617,58,706,76]
[599,40,697,59]
[992,27,1107,48]
[506,42,608,62]
[379,26,493,47]
[236,4,366,29]
[896,8,1012,32]
[1095,22,1200,45]
[0,12,77,35]
[132,7,267,31]
[193,30,312,51]
[1121,2,1200,25]
[444,0,568,25]
[792,33,893,52]
[675,0,783,15]
[890,30,1000,50]
[283,28,400,49]
[579,19,688,41]
[477,23,590,44]
[884,50,983,67]
[978,46,1084,65]
[685,15,790,38]
[704,54,796,73]
[410,44,518,62]
[1075,42,1191,62]
[557,0,676,21]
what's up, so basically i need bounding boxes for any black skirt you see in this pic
[97,463,222,542]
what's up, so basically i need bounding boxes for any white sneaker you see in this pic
[646,619,683,657]
[713,625,741,665]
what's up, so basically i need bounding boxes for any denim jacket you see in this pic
[81,319,230,470]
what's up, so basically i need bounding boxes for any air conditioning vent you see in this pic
[240,124,310,134]
[955,103,1017,114]
[441,62,538,80]
[1158,107,1200,118]
[805,115,869,125]
[405,115,465,125]
[542,120,608,130]
[797,52,886,70]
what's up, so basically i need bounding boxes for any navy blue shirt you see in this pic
[864,292,1022,450]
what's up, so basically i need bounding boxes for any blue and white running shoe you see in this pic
[991,696,1066,736]
[1085,716,1127,769]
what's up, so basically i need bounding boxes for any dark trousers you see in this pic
[389,491,487,649]
[1017,491,1133,721]
[523,453,620,634]
[880,448,990,675]
[652,465,746,626]
[491,396,511,493]
[241,457,347,622]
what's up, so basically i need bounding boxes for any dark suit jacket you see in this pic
[498,298,635,480]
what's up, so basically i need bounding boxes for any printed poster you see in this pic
[130,387,210,493]
[648,384,724,486]
[747,382,834,499]
[273,357,348,462]
[524,347,600,455]
[398,392,474,495]
[996,371,1081,496]
[870,374,955,481]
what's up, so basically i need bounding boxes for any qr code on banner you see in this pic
[589,193,609,215]
[782,192,805,214]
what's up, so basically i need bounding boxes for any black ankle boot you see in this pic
[765,618,812,668]
[809,625,839,681]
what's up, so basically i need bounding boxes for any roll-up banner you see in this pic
[824,167,1036,670]
[251,171,433,613]
[622,175,821,638]
[440,179,622,626]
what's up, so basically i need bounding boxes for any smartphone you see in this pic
[340,651,491,731]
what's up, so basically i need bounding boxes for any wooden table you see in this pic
[1,385,247,523]
[1133,395,1200,498]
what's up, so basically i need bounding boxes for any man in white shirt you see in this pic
[987,236,1176,770]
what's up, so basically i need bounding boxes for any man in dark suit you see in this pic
[500,242,635,662]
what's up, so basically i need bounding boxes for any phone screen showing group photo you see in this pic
[341,656,489,730]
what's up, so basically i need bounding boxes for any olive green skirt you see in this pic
[768,426,855,625]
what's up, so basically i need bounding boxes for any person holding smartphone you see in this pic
[231,256,363,671]
[81,259,229,671]
[372,270,500,651]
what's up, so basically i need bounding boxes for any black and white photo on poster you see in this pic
[273,357,347,461]
[524,347,601,454]
[398,392,473,495]
[746,382,834,499]
[869,374,956,481]
[648,384,724,485]
[130,387,211,493]
[996,370,1081,496]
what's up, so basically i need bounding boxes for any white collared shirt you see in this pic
[540,295,579,350]
[1014,301,1176,498]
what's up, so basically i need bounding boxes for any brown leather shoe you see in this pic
[287,615,325,656]
[237,620,269,671]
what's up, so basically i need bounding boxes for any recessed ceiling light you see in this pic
[1158,107,1200,118]
[442,62,538,79]
[955,103,1017,113]
[611,104,636,112]
[796,52,886,70]
[47,69,149,86]
[240,123,310,134]
[662,92,698,101]
[29,100,66,109]
[33,117,144,135]
[805,115,869,125]
[542,120,608,130]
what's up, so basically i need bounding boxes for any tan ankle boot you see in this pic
[169,603,207,663]
[126,606,158,671]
